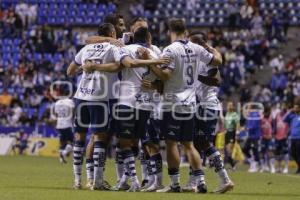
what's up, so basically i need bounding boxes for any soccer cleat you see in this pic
[102,180,112,190]
[213,181,234,194]
[85,179,93,189]
[282,167,288,174]
[248,162,259,173]
[141,179,149,188]
[142,183,165,192]
[126,183,141,192]
[73,182,82,190]
[90,185,103,191]
[112,180,130,191]
[182,181,196,192]
[270,166,276,174]
[196,183,208,193]
[59,152,67,164]
[156,184,181,193]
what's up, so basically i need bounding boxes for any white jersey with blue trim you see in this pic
[119,44,159,110]
[196,63,222,111]
[161,40,214,113]
[54,98,75,129]
[73,42,122,101]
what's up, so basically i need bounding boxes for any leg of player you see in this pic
[282,139,289,174]
[73,132,86,189]
[120,138,140,192]
[91,133,107,190]
[59,132,67,164]
[140,147,150,189]
[243,139,258,172]
[85,136,94,188]
[268,143,276,174]
[206,146,234,193]
[182,141,207,193]
[224,131,237,170]
[259,141,268,173]
[142,143,164,192]
[157,139,181,192]
[114,141,130,190]
[250,140,260,173]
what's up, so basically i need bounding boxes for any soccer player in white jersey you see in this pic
[83,13,127,190]
[148,18,222,193]
[85,16,163,190]
[111,26,168,192]
[182,32,234,194]
[67,23,124,190]
[70,24,168,191]
[53,88,75,164]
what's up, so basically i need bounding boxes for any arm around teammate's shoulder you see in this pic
[120,56,170,68]
[207,46,223,66]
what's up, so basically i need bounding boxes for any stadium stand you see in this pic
[0,0,299,137]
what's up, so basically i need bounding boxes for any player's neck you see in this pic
[171,34,186,43]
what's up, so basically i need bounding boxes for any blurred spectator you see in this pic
[227,0,239,30]
[250,10,264,36]
[15,0,28,26]
[28,3,37,25]
[130,0,144,17]
[280,4,290,37]
[144,0,159,12]
[269,54,285,71]
[270,68,288,98]
[240,0,254,29]
[8,101,23,126]
[0,89,13,106]
[284,103,300,174]
[12,130,29,155]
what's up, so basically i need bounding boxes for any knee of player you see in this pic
[181,141,195,151]
[119,138,133,149]
[75,132,86,141]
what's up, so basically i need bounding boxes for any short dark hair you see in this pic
[188,31,208,43]
[104,13,123,26]
[98,23,115,37]
[168,18,186,34]
[130,17,147,27]
[133,26,150,44]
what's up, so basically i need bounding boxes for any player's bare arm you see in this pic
[85,36,124,47]
[198,68,221,87]
[121,56,170,68]
[81,60,123,73]
[148,65,173,81]
[67,61,81,77]
[206,45,223,66]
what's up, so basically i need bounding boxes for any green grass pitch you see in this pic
[0,156,300,200]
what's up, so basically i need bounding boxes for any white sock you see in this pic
[115,147,124,181]
[93,142,106,186]
[284,154,289,169]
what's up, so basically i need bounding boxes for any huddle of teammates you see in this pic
[54,14,235,194]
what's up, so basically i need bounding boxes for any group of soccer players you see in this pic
[57,13,234,193]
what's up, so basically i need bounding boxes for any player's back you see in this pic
[162,41,213,112]
[196,63,221,110]
[119,44,159,110]
[74,42,121,101]
[54,98,74,129]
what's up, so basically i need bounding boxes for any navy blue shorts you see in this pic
[275,139,289,155]
[194,106,220,140]
[116,105,150,139]
[74,99,109,134]
[260,138,275,153]
[142,118,162,145]
[162,112,195,142]
[107,99,119,135]
[57,127,73,143]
